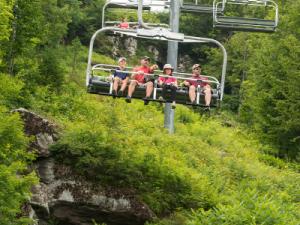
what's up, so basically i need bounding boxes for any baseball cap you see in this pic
[192,64,201,70]
[141,56,150,61]
[118,57,126,63]
[163,64,174,70]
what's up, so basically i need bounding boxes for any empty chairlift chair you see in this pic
[213,0,278,32]
[181,0,225,14]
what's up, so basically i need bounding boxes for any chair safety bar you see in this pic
[92,65,220,87]
[92,64,134,70]
[104,21,170,28]
[91,66,220,86]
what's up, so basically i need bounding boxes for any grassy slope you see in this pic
[28,46,299,225]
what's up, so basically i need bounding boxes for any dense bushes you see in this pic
[41,86,300,223]
[0,106,37,225]
[49,102,208,214]
[0,73,25,108]
[204,1,300,161]
[0,43,299,223]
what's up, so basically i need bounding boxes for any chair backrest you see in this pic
[181,0,225,13]
[213,0,278,32]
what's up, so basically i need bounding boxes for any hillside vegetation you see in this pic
[2,45,299,223]
[0,0,299,224]
[34,76,300,225]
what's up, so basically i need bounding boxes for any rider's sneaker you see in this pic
[118,90,124,97]
[204,106,210,111]
[112,90,117,99]
[143,96,150,105]
[125,96,131,103]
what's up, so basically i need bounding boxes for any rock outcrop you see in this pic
[110,36,138,58]
[15,108,154,225]
[14,108,59,157]
[178,54,193,72]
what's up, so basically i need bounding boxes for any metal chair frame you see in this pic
[213,0,279,32]
[86,27,227,106]
[180,0,226,14]
[89,67,220,106]
[102,0,170,28]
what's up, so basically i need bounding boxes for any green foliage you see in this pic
[0,0,15,42]
[38,47,65,91]
[0,73,25,108]
[0,0,299,224]
[146,212,189,225]
[49,100,204,214]
[0,108,33,165]
[203,1,300,160]
[92,219,107,225]
[19,34,298,223]
[0,0,77,94]
[65,0,106,44]
[0,0,14,67]
[0,106,37,225]
[187,184,299,225]
[34,83,299,222]
[239,33,300,160]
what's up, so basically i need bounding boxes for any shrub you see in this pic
[0,106,37,225]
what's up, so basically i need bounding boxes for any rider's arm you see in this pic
[183,80,190,86]
[131,67,139,79]
[173,79,178,87]
[158,77,164,86]
[149,64,158,73]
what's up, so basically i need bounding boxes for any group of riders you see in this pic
[111,56,212,109]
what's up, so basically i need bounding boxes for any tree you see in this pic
[0,0,15,66]
[238,1,300,160]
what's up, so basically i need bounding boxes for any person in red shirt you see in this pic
[118,18,129,29]
[125,56,158,105]
[158,64,177,109]
[183,64,211,107]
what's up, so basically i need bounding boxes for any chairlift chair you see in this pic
[180,0,226,14]
[90,67,220,106]
[213,0,278,32]
[102,0,150,28]
[86,27,228,107]
[102,0,170,28]
[104,0,151,9]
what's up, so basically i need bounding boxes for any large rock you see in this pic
[147,45,162,62]
[13,108,58,157]
[178,54,193,73]
[31,161,154,225]
[124,37,137,56]
[14,108,154,225]
[110,36,138,58]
